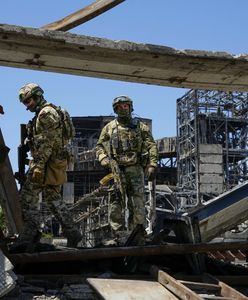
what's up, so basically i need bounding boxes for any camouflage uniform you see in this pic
[96,98,158,233]
[16,83,81,248]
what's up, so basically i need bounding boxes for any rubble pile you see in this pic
[3,274,100,300]
[0,250,17,298]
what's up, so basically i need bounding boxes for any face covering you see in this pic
[116,105,131,118]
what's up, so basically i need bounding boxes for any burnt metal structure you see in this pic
[67,116,113,198]
[177,90,248,208]
[156,137,177,186]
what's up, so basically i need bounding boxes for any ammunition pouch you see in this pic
[115,152,138,166]
[45,158,67,186]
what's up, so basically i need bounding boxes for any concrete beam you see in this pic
[1,24,248,91]
[189,181,248,242]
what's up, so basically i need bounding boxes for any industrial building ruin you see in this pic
[35,88,248,248]
[177,89,248,208]
[2,88,248,299]
[1,1,248,298]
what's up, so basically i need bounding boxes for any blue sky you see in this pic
[1,0,248,172]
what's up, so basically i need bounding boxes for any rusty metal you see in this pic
[42,0,125,31]
[7,241,248,265]
[70,186,109,211]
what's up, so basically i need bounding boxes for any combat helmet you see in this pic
[112,95,133,113]
[19,83,44,103]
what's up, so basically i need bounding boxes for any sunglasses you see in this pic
[22,97,33,105]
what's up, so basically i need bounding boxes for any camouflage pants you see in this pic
[109,165,145,231]
[18,173,77,243]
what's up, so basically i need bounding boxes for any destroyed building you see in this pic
[27,88,248,250]
[177,89,248,208]
[1,1,248,298]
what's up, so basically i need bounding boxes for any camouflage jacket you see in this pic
[96,118,158,167]
[27,102,65,170]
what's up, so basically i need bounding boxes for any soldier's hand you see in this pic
[31,167,44,184]
[100,157,110,169]
[146,166,156,181]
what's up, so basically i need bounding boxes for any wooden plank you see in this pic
[223,250,237,261]
[42,0,125,31]
[204,274,248,300]
[1,24,248,91]
[87,278,178,300]
[8,241,248,264]
[198,297,233,300]
[219,281,248,300]
[150,265,203,300]
[0,129,23,234]
[175,275,248,287]
[179,280,221,293]
[235,250,247,260]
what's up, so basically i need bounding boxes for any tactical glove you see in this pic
[146,166,156,181]
[31,167,44,184]
[100,157,110,169]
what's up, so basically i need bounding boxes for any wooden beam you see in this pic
[0,129,23,234]
[174,275,248,286]
[87,278,178,300]
[1,24,248,91]
[150,265,203,300]
[203,273,248,300]
[42,0,125,31]
[7,241,248,264]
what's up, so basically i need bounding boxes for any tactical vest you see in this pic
[109,119,143,166]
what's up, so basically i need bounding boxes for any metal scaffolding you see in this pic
[177,90,248,209]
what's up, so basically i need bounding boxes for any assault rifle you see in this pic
[108,158,129,231]
[15,124,29,188]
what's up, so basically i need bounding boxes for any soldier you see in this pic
[96,95,158,241]
[13,83,81,250]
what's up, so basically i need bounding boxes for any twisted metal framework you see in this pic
[177,90,248,209]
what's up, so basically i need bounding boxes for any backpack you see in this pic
[46,103,75,142]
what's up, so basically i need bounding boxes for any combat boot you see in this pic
[115,230,130,245]
[9,230,41,253]
[124,224,146,246]
[66,230,82,248]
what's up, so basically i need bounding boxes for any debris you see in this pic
[0,249,17,298]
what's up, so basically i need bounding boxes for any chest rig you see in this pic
[109,119,143,166]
